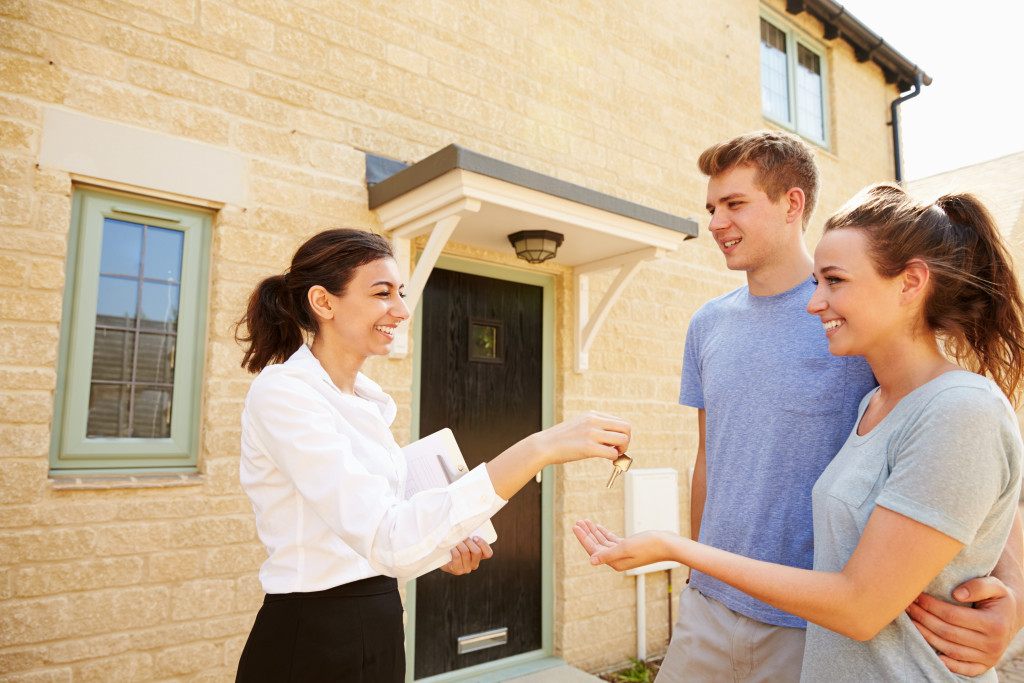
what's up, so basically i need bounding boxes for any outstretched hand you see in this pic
[907,575,1019,676]
[440,536,493,576]
[532,411,631,466]
[572,519,675,572]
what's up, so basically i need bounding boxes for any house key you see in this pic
[606,453,632,488]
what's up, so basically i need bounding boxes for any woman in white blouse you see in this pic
[233,228,630,682]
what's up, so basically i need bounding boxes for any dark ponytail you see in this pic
[235,229,395,373]
[824,184,1024,405]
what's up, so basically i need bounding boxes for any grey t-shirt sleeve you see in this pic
[876,385,1019,544]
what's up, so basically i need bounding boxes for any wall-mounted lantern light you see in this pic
[507,230,564,264]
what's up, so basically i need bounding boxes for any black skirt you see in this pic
[235,575,404,683]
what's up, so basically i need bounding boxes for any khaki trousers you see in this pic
[655,586,805,683]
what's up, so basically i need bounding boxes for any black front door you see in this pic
[414,267,544,679]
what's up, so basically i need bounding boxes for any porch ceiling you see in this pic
[368,144,697,267]
[367,145,699,371]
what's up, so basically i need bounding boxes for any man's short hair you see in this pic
[698,130,820,229]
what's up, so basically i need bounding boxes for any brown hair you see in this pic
[698,130,820,229]
[825,183,1024,404]
[235,228,395,373]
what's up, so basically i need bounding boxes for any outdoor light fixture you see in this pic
[507,230,564,264]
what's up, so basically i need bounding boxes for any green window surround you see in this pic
[51,188,211,474]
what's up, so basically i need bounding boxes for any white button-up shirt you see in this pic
[240,345,506,593]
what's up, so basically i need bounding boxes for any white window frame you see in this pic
[759,8,831,148]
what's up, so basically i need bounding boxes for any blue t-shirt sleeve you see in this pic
[679,309,705,409]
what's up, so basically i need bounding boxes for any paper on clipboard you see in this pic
[402,428,497,575]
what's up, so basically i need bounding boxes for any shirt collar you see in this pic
[286,345,397,426]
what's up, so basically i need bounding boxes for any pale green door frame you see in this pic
[406,255,560,683]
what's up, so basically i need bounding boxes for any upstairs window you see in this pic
[760,13,828,146]
[51,188,211,473]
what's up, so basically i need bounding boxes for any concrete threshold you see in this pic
[503,664,604,682]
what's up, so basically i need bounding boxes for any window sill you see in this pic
[49,473,204,490]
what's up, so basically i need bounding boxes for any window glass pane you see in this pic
[87,383,131,438]
[144,226,184,282]
[132,386,172,438]
[796,44,824,140]
[760,19,790,122]
[135,333,175,384]
[139,282,180,331]
[91,328,135,382]
[100,219,143,277]
[96,275,139,326]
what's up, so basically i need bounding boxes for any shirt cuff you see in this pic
[448,463,506,524]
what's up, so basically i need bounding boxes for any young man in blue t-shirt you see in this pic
[654,130,1024,682]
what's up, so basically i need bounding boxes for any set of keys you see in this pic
[605,453,633,488]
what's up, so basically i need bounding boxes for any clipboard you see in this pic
[402,428,498,575]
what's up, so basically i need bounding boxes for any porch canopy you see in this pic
[368,145,698,371]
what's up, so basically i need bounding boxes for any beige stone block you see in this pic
[201,613,252,640]
[0,54,66,104]
[0,667,73,682]
[168,515,255,548]
[0,566,10,600]
[0,595,71,647]
[0,423,49,462]
[52,37,126,80]
[0,391,52,423]
[46,633,130,664]
[61,74,168,131]
[204,494,252,517]
[2,229,65,258]
[148,549,203,582]
[0,505,39,528]
[0,461,48,505]
[204,544,264,576]
[26,0,108,39]
[7,527,98,563]
[15,556,144,597]
[274,25,329,71]
[188,48,250,88]
[37,500,118,526]
[387,44,429,76]
[171,577,237,620]
[66,585,170,637]
[127,621,195,651]
[154,640,221,678]
[201,457,246,496]
[0,647,47,677]
[29,257,64,290]
[165,23,244,60]
[94,522,172,556]
[126,60,218,102]
[117,496,207,520]
[201,1,275,52]
[0,152,34,185]
[0,252,30,285]
[249,175,311,210]
[0,183,34,226]
[103,24,188,69]
[77,653,154,683]
[1,19,47,57]
[164,100,231,146]
[234,572,264,611]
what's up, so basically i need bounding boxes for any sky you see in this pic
[840,0,1024,180]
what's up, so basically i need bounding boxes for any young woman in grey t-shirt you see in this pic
[576,184,1024,681]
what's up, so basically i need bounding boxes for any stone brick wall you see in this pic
[0,0,903,679]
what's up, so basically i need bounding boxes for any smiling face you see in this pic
[807,227,906,358]
[705,164,798,279]
[314,256,409,365]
